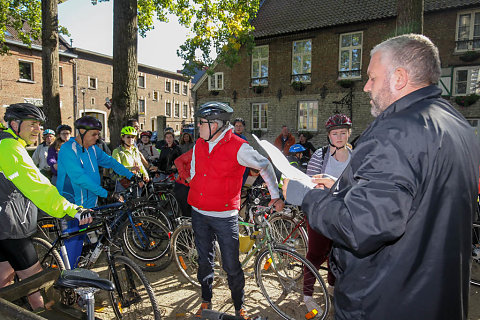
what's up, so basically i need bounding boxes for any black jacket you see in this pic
[302,86,480,320]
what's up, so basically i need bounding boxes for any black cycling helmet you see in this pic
[56,124,72,135]
[75,116,102,131]
[194,101,233,122]
[4,103,46,123]
[164,127,174,133]
[74,116,102,152]
[233,117,246,126]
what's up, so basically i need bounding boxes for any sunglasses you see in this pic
[198,120,212,125]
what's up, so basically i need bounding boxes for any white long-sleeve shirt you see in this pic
[190,125,279,217]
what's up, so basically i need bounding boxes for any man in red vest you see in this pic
[188,101,284,319]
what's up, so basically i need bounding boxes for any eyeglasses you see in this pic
[198,120,212,125]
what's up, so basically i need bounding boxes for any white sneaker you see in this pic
[304,295,323,314]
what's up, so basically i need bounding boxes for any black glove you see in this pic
[74,207,92,224]
[129,174,143,183]
[107,191,124,203]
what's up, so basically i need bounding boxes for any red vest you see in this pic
[188,130,246,211]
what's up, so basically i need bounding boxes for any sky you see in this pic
[58,0,190,72]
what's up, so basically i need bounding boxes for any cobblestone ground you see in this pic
[90,260,480,320]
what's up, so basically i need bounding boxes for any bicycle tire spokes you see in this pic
[472,222,480,286]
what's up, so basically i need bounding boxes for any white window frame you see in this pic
[298,100,318,132]
[152,90,159,101]
[182,103,188,118]
[251,45,269,86]
[18,59,34,82]
[174,102,180,118]
[165,100,172,117]
[191,106,194,119]
[174,81,180,94]
[88,76,98,89]
[456,9,480,52]
[165,79,171,92]
[338,31,363,79]
[292,39,312,83]
[59,66,64,86]
[138,73,146,88]
[453,66,480,96]
[251,103,268,131]
[208,72,224,91]
[183,84,188,95]
[138,97,146,115]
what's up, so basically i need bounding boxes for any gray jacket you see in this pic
[301,86,480,320]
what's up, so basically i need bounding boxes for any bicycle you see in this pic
[472,220,480,286]
[34,207,162,319]
[37,184,172,272]
[171,205,330,320]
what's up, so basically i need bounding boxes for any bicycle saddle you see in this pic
[55,268,115,291]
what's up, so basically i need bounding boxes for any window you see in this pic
[138,73,146,88]
[140,123,144,130]
[252,45,269,86]
[292,39,312,82]
[298,101,318,131]
[59,66,64,86]
[88,76,97,89]
[138,98,146,114]
[208,72,224,90]
[174,82,180,94]
[174,102,180,118]
[339,32,362,79]
[19,60,33,81]
[165,101,171,117]
[165,79,171,92]
[183,103,188,118]
[151,118,156,131]
[153,90,159,101]
[252,103,268,130]
[91,97,95,105]
[453,66,480,95]
[183,84,188,95]
[456,10,480,51]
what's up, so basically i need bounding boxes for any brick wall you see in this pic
[194,7,480,149]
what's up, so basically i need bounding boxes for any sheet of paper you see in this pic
[252,134,316,189]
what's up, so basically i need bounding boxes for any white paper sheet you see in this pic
[252,134,316,189]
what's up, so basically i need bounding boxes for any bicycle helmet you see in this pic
[4,103,46,123]
[75,116,102,131]
[233,118,246,126]
[325,114,352,132]
[194,101,233,122]
[289,144,306,153]
[164,127,174,133]
[74,116,103,152]
[43,129,55,136]
[121,126,138,136]
[56,124,72,135]
[140,131,152,138]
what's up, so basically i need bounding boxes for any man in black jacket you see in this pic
[284,34,480,320]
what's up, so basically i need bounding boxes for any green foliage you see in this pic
[455,94,480,107]
[0,0,42,54]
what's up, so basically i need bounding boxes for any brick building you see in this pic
[192,0,480,148]
[0,26,194,141]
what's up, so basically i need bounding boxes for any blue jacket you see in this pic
[56,138,133,208]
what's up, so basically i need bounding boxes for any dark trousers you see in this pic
[191,210,245,310]
[303,221,336,296]
[174,182,192,217]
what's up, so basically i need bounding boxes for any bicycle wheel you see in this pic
[120,216,172,272]
[132,203,173,231]
[472,222,480,286]
[35,217,59,242]
[255,244,330,320]
[109,255,161,320]
[171,223,222,287]
[32,237,65,271]
[268,212,308,257]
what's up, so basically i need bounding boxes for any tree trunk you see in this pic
[396,0,424,35]
[109,0,138,148]
[41,0,61,130]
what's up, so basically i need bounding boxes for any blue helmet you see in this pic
[43,129,55,136]
[289,144,306,153]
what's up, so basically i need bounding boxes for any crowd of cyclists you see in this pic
[0,100,356,319]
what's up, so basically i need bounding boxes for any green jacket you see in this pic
[0,129,77,239]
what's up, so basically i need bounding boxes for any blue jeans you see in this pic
[191,210,245,310]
